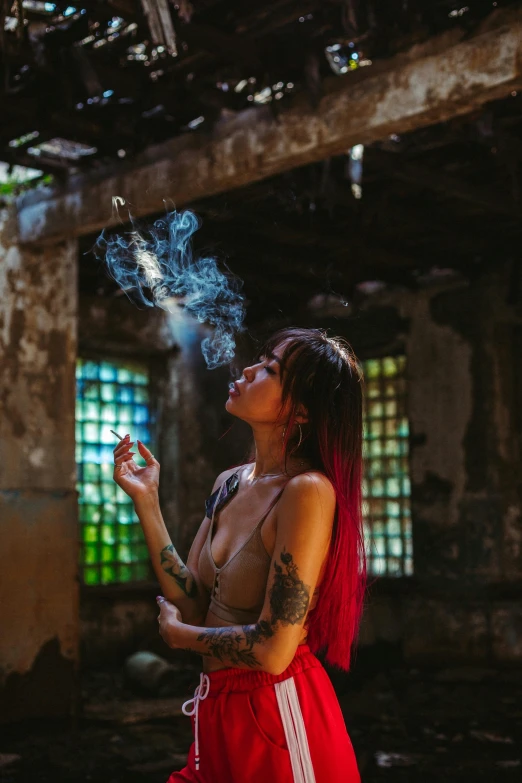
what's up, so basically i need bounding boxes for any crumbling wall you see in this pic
[328,266,522,665]
[0,206,79,722]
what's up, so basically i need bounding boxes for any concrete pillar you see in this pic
[0,206,79,721]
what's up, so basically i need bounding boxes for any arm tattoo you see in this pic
[270,548,311,625]
[160,545,198,599]
[196,622,274,668]
[195,550,310,668]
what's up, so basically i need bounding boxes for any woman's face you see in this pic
[225,342,288,425]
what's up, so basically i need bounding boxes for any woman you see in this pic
[113,327,367,783]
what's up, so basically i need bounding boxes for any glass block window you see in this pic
[76,358,156,585]
[362,356,413,577]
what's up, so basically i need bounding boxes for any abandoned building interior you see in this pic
[1,0,522,780]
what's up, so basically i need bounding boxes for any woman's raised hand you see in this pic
[113,435,160,502]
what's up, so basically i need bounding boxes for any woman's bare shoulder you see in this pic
[211,463,252,493]
[284,470,336,506]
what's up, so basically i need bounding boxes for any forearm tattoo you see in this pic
[195,549,311,668]
[160,545,198,599]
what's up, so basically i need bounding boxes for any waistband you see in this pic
[202,644,322,695]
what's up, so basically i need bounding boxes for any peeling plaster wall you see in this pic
[328,268,522,665]
[0,206,79,722]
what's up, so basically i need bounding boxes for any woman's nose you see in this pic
[242,366,255,381]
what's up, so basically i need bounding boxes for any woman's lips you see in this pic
[228,381,240,397]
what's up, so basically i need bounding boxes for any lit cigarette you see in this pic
[110,429,124,440]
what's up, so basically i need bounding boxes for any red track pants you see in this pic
[167,644,360,783]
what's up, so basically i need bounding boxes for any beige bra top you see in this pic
[198,471,287,624]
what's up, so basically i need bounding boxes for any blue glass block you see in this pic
[133,405,149,424]
[370,479,384,497]
[100,362,117,382]
[101,404,117,423]
[119,406,132,424]
[117,368,133,383]
[398,418,409,437]
[82,361,99,380]
[135,425,150,443]
[117,386,134,403]
[100,445,114,464]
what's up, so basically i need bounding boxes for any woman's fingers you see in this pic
[114,441,134,458]
[136,440,158,465]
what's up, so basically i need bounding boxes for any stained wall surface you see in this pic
[0,206,79,722]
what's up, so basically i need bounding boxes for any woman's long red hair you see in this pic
[259,328,367,672]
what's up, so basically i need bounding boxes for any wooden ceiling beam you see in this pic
[16,4,522,244]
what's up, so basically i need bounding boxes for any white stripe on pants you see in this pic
[274,676,317,783]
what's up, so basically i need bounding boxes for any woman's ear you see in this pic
[295,407,308,425]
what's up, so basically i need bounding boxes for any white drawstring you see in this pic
[182,672,210,770]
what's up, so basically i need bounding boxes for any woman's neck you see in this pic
[249,425,309,479]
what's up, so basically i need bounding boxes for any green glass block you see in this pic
[386,500,401,517]
[402,477,411,496]
[362,481,369,498]
[101,383,116,402]
[364,360,381,379]
[369,440,382,457]
[384,439,399,456]
[101,525,116,545]
[83,504,101,523]
[100,463,113,480]
[396,356,406,372]
[370,420,383,438]
[117,544,133,563]
[119,405,133,424]
[82,525,98,543]
[117,368,133,383]
[366,381,380,399]
[384,381,396,398]
[384,400,397,417]
[117,504,134,524]
[115,486,129,504]
[83,483,101,504]
[132,371,148,386]
[103,501,117,516]
[136,543,149,560]
[83,463,99,481]
[386,478,400,497]
[389,537,403,556]
[83,401,98,421]
[118,564,134,582]
[84,423,99,444]
[76,400,85,421]
[398,440,409,456]
[101,544,116,563]
[383,357,398,377]
[371,479,384,497]
[384,418,398,437]
[404,559,413,576]
[134,563,150,579]
[372,556,386,575]
[405,538,413,557]
[368,459,383,478]
[84,381,100,400]
[102,481,117,502]
[387,558,402,575]
[84,544,99,565]
[75,421,83,441]
[83,567,100,585]
[403,504,411,517]
[368,401,383,418]
[101,565,117,583]
[134,387,149,404]
[101,404,118,424]
[387,518,402,536]
[130,525,144,543]
[362,501,370,518]
[373,521,384,535]
[117,525,133,544]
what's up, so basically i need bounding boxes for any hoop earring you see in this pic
[282,426,286,442]
[296,423,302,450]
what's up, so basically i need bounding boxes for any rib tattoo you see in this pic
[159,545,198,598]
[195,550,310,668]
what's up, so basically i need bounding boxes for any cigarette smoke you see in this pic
[95,207,245,369]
